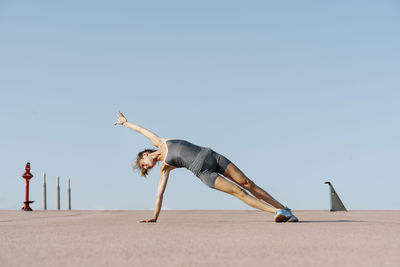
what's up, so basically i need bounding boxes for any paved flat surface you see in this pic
[0,210,399,267]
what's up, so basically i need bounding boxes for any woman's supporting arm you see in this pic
[115,111,163,147]
[138,168,170,223]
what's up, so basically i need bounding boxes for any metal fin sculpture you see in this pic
[325,182,347,211]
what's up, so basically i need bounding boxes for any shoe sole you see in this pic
[287,218,299,223]
[274,214,289,223]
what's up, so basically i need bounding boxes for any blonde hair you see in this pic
[133,149,157,177]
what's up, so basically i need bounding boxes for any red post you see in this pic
[21,162,34,211]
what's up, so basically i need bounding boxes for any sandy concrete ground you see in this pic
[0,210,399,267]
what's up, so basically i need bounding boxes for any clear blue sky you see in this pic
[1,1,399,211]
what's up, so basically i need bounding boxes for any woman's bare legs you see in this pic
[213,176,277,213]
[223,163,286,209]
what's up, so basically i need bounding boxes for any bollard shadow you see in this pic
[0,213,86,224]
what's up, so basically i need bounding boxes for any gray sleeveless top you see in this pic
[163,139,213,177]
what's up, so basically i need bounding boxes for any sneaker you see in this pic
[274,207,299,223]
[274,208,291,222]
[287,214,299,223]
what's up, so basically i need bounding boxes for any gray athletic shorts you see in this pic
[190,148,231,188]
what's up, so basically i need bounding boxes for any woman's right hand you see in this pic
[114,111,127,126]
[137,218,157,223]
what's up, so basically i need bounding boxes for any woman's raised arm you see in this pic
[114,111,163,147]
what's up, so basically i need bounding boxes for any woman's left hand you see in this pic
[114,111,127,126]
[138,218,157,223]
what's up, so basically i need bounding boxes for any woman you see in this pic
[115,112,298,223]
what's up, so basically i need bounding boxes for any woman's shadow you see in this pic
[297,220,367,223]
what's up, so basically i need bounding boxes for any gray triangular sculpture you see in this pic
[325,182,347,211]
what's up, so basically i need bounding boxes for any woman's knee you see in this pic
[232,186,248,198]
[241,179,255,191]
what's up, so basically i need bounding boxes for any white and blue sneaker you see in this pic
[287,214,299,223]
[274,207,299,223]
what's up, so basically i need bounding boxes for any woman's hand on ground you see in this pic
[138,218,157,223]
[114,111,127,126]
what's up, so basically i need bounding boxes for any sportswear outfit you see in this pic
[162,139,231,188]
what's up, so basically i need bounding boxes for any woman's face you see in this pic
[140,153,155,170]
